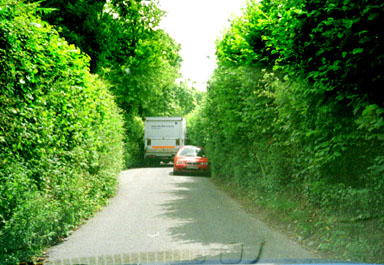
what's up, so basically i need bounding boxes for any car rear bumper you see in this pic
[173,165,210,175]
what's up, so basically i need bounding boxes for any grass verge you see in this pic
[211,177,384,264]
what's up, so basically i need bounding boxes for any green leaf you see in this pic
[352,48,364,54]
[368,13,379,21]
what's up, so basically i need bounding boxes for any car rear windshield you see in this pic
[179,147,206,157]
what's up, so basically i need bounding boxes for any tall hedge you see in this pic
[205,0,384,217]
[190,0,384,261]
[0,1,124,263]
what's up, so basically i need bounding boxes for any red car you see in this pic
[173,146,210,176]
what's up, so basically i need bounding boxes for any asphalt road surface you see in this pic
[46,167,316,264]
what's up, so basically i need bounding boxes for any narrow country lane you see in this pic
[46,167,316,264]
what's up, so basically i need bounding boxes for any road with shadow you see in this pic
[46,167,316,264]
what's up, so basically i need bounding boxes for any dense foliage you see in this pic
[0,1,124,263]
[37,0,198,166]
[191,0,384,261]
[1,0,198,262]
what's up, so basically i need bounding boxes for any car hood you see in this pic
[46,256,371,265]
[45,250,371,265]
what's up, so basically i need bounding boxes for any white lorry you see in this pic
[144,117,186,165]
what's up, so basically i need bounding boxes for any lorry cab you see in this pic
[144,117,186,166]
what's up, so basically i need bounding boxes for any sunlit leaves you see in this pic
[38,0,190,166]
[197,0,384,230]
[0,2,124,263]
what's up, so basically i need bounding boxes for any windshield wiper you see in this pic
[219,241,265,264]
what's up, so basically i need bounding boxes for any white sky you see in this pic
[158,0,247,91]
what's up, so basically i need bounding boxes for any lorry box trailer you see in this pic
[144,117,186,165]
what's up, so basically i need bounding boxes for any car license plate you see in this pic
[187,165,198,169]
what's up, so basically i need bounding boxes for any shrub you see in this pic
[0,1,124,263]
